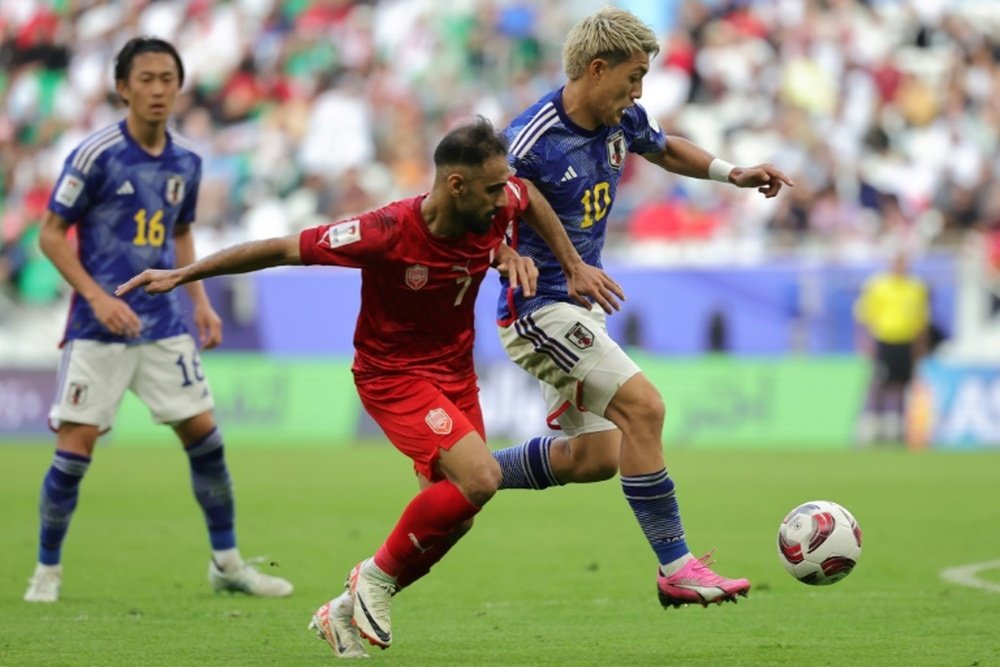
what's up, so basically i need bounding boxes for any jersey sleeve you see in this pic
[624,101,667,155]
[504,123,542,182]
[505,176,531,218]
[48,150,96,222]
[299,210,394,269]
[178,158,201,225]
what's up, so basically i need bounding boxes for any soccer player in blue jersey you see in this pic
[23,37,291,603]
[491,7,793,608]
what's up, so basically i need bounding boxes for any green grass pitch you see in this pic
[1,443,999,666]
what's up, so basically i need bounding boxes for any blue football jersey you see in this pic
[48,119,202,344]
[497,87,666,323]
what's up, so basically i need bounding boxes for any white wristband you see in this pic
[708,158,735,183]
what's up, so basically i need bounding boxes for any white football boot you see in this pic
[308,591,369,659]
[24,564,62,603]
[349,559,397,649]
[209,557,293,597]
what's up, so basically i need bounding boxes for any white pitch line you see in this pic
[940,559,1000,594]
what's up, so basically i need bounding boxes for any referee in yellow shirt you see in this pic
[854,253,930,444]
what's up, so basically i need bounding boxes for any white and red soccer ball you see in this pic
[777,500,862,585]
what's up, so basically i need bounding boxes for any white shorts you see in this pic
[49,334,214,432]
[499,302,640,437]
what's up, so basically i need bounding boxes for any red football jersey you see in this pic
[299,177,529,382]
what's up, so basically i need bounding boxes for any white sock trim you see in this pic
[213,547,242,571]
[363,557,398,585]
[659,553,694,577]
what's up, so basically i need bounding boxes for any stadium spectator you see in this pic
[1,2,999,364]
[116,117,621,657]
[23,37,292,603]
[854,251,930,444]
[488,6,790,608]
[2,1,998,306]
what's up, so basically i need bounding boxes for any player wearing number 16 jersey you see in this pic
[116,117,620,657]
[24,37,291,604]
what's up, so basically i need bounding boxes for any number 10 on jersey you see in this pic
[580,182,610,229]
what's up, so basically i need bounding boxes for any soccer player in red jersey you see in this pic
[117,117,622,657]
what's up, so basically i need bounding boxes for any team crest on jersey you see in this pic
[565,322,595,350]
[322,220,361,248]
[424,408,453,435]
[405,264,428,290]
[606,130,626,170]
[165,175,185,205]
[68,382,88,406]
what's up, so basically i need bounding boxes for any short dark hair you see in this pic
[433,117,508,169]
[114,37,185,85]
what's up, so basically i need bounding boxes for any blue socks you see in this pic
[185,428,236,550]
[493,439,689,566]
[621,469,689,565]
[36,430,236,565]
[38,451,91,565]
[493,436,562,490]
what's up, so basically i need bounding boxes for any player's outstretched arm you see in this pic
[642,136,794,198]
[520,179,624,313]
[116,234,303,297]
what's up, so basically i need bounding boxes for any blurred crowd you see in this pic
[2,0,1000,308]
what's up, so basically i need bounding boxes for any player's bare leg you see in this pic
[604,373,666,474]
[547,430,620,483]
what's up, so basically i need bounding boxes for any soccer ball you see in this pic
[777,500,862,585]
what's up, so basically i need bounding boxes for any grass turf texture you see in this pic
[1,443,998,666]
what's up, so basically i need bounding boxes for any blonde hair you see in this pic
[562,6,660,80]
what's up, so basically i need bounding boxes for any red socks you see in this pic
[374,479,480,579]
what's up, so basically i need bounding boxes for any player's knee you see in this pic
[623,387,665,431]
[647,392,666,426]
[173,410,218,446]
[461,457,501,507]
[56,422,100,457]
[607,377,665,433]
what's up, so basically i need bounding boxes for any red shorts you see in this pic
[355,373,485,481]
